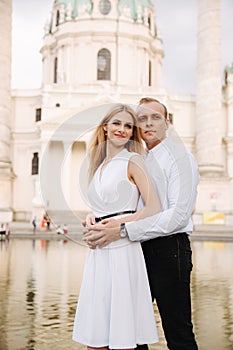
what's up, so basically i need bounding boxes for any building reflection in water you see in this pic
[191,240,233,350]
[0,238,233,350]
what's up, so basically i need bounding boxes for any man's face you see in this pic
[137,101,169,149]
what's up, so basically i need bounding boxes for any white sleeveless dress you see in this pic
[72,149,158,348]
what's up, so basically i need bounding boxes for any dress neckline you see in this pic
[98,149,128,182]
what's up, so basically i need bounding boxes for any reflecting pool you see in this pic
[0,238,233,350]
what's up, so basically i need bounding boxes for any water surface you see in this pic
[0,238,233,350]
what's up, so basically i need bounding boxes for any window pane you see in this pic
[54,57,58,83]
[35,108,42,122]
[97,48,111,80]
[56,10,60,26]
[149,60,152,86]
[32,152,39,175]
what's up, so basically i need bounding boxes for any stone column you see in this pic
[225,67,233,136]
[224,67,233,177]
[61,141,72,207]
[0,0,13,222]
[195,0,224,176]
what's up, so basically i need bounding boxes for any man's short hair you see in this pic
[139,97,168,120]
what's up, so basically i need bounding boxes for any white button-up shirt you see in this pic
[126,136,200,241]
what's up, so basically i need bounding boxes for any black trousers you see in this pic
[139,233,198,350]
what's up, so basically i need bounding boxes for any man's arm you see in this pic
[83,153,199,246]
[126,153,200,241]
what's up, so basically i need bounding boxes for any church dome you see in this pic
[42,0,162,90]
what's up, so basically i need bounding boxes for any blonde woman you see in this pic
[73,104,161,350]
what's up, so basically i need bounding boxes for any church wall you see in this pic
[11,139,39,221]
[225,138,233,178]
[11,92,41,130]
[11,94,41,221]
[118,41,134,87]
[42,54,49,85]
[170,98,196,137]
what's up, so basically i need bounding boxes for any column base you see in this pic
[199,164,225,177]
[0,208,13,223]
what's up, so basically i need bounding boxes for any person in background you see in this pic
[83,98,200,350]
[44,213,51,230]
[0,223,6,239]
[6,223,10,238]
[32,216,36,234]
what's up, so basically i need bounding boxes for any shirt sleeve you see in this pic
[126,152,200,241]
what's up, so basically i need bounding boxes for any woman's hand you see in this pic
[82,212,96,227]
[83,218,121,249]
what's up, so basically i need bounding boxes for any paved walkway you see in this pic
[1,221,232,241]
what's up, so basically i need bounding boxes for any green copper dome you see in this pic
[53,0,155,23]
[54,0,93,18]
[117,0,153,21]
[225,63,233,74]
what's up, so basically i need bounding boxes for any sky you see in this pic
[11,0,233,95]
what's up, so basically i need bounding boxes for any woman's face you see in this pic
[104,111,134,147]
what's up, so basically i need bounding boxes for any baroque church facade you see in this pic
[0,0,233,227]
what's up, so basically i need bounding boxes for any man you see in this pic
[83,98,199,350]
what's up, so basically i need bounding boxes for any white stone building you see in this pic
[0,0,233,226]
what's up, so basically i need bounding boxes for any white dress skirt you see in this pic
[72,149,158,348]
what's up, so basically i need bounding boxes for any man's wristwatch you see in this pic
[120,223,127,238]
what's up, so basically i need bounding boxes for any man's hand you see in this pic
[83,219,121,248]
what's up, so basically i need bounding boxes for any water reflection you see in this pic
[191,241,233,350]
[0,238,233,350]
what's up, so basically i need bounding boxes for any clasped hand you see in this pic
[82,217,121,249]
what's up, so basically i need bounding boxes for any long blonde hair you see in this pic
[88,104,143,180]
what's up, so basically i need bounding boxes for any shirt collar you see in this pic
[146,137,169,155]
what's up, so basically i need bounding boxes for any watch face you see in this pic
[120,223,127,238]
[99,0,111,15]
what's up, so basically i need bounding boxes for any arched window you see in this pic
[54,57,58,83]
[148,60,152,86]
[32,153,39,175]
[97,49,111,80]
[56,10,60,26]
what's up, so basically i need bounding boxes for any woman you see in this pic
[73,104,161,349]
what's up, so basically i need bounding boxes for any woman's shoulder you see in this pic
[128,153,145,169]
[122,149,144,162]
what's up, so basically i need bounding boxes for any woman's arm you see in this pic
[120,154,161,223]
[83,155,161,247]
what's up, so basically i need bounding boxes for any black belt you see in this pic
[95,210,136,223]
